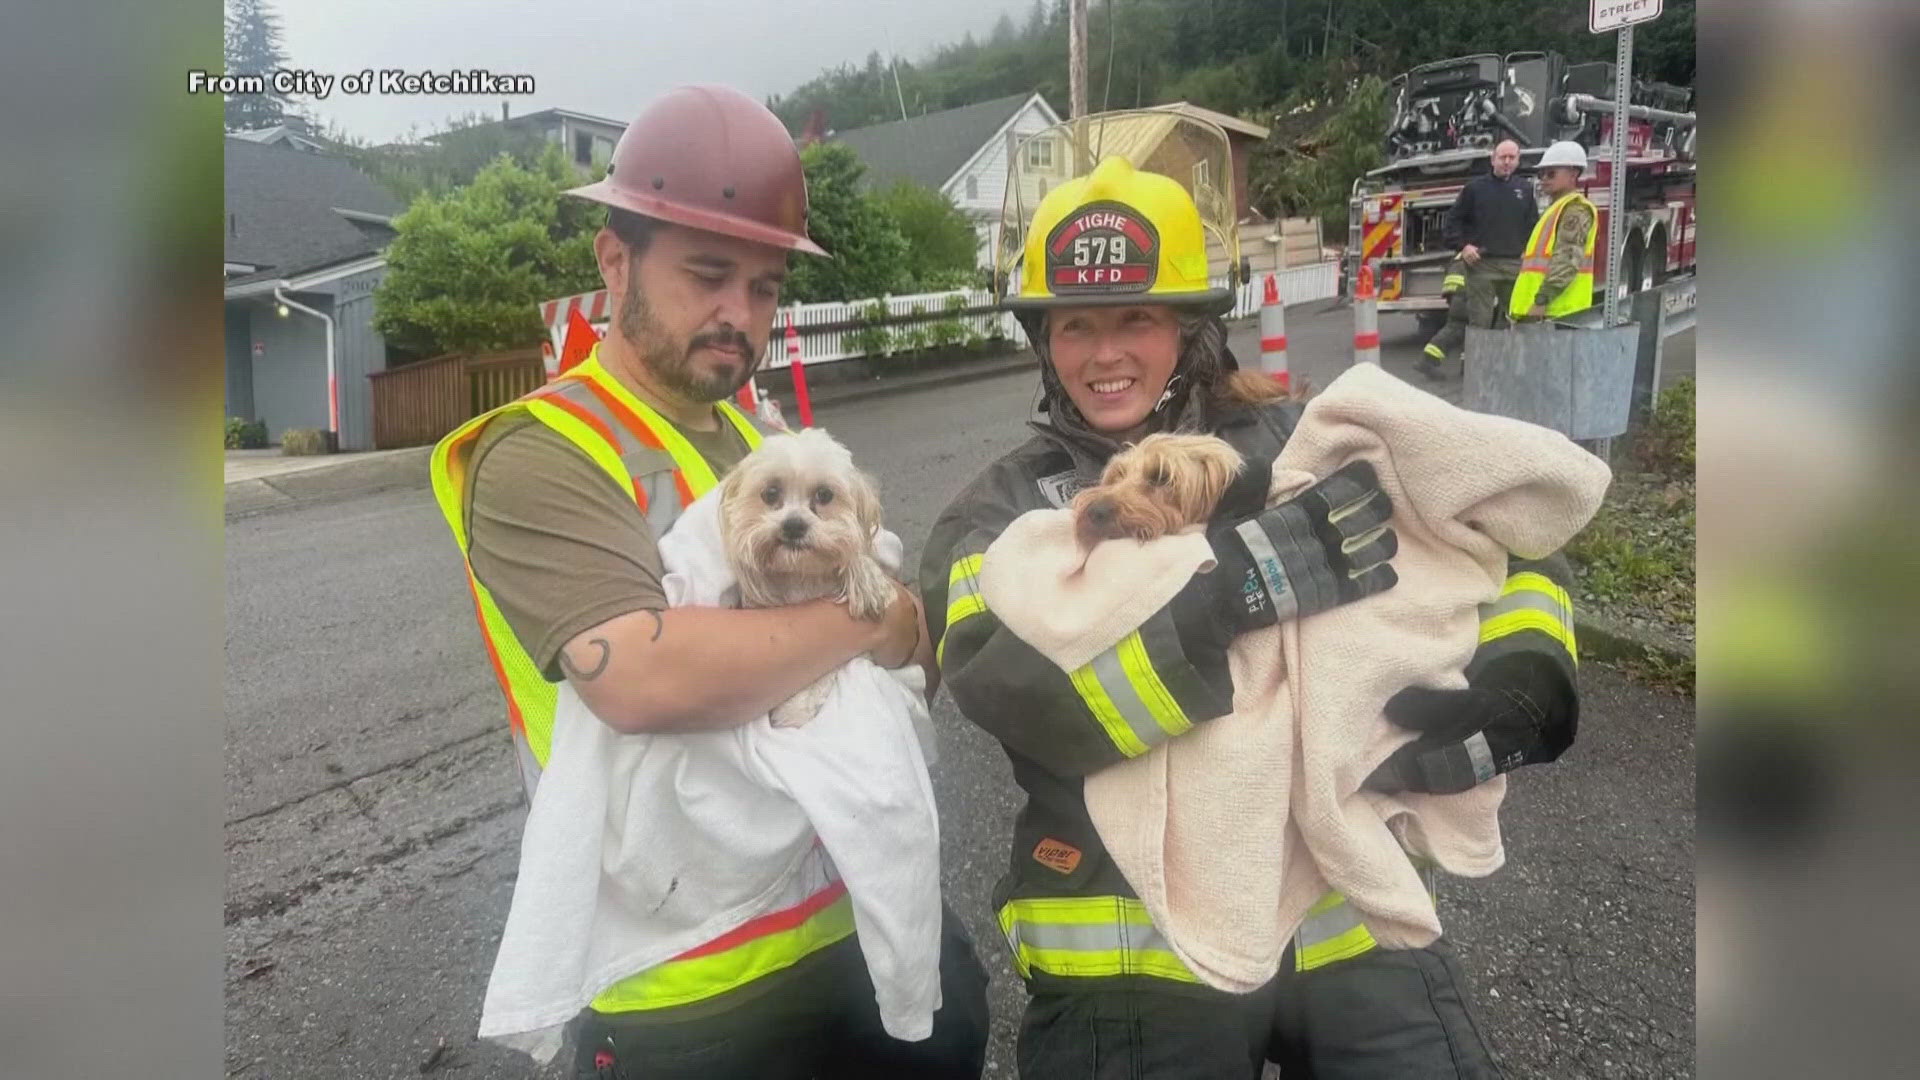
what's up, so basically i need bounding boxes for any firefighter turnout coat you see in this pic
[919,398,1581,992]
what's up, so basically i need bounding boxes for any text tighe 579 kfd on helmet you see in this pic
[995,108,1250,314]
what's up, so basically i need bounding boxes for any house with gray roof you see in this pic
[829,91,1062,270]
[223,137,401,450]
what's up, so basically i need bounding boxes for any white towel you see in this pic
[478,488,943,1062]
[979,363,1610,991]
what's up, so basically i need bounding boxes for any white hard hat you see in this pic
[1537,140,1588,174]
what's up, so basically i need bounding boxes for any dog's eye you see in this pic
[812,485,835,507]
[760,482,782,507]
[1147,465,1170,487]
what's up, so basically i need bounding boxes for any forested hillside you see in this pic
[767,0,1694,136]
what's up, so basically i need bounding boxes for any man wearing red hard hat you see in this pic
[430,85,988,1078]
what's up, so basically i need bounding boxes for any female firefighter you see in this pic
[917,116,1581,1079]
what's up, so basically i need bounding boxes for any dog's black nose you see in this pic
[780,516,809,541]
[1084,499,1115,526]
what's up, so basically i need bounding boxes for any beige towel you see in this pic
[978,363,1610,992]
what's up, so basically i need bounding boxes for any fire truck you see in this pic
[1348,51,1696,333]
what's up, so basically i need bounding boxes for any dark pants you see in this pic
[1016,940,1502,1080]
[1425,256,1522,361]
[573,904,990,1079]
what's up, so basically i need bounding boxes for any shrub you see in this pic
[1634,378,1695,477]
[846,301,894,357]
[225,416,267,450]
[280,428,330,456]
[926,317,969,350]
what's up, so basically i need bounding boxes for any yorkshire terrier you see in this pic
[718,428,895,726]
[1071,370,1309,552]
[1072,434,1248,552]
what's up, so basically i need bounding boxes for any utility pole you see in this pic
[884,26,909,122]
[1069,0,1090,172]
[1069,0,1089,119]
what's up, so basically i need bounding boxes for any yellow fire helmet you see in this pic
[996,108,1244,313]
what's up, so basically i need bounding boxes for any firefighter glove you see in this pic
[1365,652,1578,796]
[1188,458,1400,637]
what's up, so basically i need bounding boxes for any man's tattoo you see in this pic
[561,638,612,682]
[647,610,664,642]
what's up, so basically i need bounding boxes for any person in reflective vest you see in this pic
[923,128,1583,1078]
[1510,140,1599,322]
[428,84,987,1078]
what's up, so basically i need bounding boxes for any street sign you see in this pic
[1591,0,1662,34]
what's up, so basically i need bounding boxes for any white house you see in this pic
[830,92,1064,270]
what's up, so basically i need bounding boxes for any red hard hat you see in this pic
[565,85,827,256]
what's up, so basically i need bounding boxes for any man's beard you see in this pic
[617,274,759,403]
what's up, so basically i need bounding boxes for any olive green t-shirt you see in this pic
[462,409,752,681]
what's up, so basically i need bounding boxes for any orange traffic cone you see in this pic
[1353,265,1380,366]
[786,320,812,428]
[1258,274,1290,389]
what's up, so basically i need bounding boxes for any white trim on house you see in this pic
[330,207,395,227]
[287,254,387,291]
[222,253,387,300]
[530,107,627,128]
[935,93,1062,198]
[225,262,259,276]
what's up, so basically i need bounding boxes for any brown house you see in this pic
[1143,102,1270,222]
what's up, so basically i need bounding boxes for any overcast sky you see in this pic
[274,0,1040,142]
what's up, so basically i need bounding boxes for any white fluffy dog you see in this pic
[718,427,897,727]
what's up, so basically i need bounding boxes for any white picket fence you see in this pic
[754,259,1339,370]
[544,260,1340,372]
[759,288,1017,369]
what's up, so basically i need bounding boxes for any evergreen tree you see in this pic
[223,0,295,131]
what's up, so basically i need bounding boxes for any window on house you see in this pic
[966,175,978,200]
[575,131,594,166]
[1192,159,1211,192]
[1025,137,1054,170]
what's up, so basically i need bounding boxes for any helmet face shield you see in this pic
[995,109,1241,310]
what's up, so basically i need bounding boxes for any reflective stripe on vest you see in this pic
[1479,570,1578,665]
[429,343,767,771]
[1509,193,1598,319]
[1067,627,1195,758]
[590,847,855,1012]
[998,896,1202,983]
[939,550,988,669]
[430,345,821,1015]
[1003,871,1444,983]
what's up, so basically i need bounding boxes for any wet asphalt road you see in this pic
[225,310,1693,1078]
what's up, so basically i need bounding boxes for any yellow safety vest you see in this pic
[1509,192,1598,320]
[430,344,856,1014]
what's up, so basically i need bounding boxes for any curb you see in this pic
[1574,611,1694,670]
[224,446,433,522]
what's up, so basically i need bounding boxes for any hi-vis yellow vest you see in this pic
[1509,192,1598,320]
[431,345,770,784]
[431,347,858,1014]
